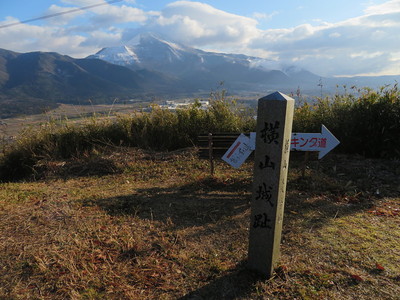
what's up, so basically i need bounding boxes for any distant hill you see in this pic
[1,32,399,118]
[0,48,182,118]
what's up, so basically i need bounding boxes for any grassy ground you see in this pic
[0,148,399,299]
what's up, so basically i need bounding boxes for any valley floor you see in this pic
[0,103,147,142]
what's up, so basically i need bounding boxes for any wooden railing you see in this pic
[197,132,243,158]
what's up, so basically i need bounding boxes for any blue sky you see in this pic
[0,0,399,77]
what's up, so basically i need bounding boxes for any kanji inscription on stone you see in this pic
[248,92,294,277]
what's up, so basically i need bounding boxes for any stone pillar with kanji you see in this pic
[248,91,294,277]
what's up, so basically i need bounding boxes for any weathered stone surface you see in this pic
[248,91,294,277]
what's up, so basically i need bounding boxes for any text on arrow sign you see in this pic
[224,125,340,168]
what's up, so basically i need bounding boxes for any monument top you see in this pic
[259,91,294,102]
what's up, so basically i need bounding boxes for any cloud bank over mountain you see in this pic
[0,0,399,77]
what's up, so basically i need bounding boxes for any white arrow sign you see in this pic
[290,125,340,159]
[225,125,340,168]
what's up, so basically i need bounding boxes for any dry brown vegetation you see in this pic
[1,86,399,298]
[0,103,148,141]
[0,147,399,299]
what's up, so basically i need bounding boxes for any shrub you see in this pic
[0,92,254,181]
[293,84,400,158]
[1,85,399,181]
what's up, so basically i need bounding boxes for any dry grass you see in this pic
[0,149,399,299]
[0,103,149,144]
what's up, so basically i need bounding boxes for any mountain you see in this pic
[1,32,399,118]
[0,48,185,117]
[89,32,400,95]
[0,48,185,101]
[87,32,321,93]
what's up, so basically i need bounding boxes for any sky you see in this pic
[0,0,399,77]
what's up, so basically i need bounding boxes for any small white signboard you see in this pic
[222,133,253,168]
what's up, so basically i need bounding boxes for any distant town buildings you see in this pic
[160,100,209,110]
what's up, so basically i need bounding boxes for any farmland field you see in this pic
[0,103,150,142]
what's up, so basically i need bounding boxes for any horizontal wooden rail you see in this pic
[197,132,247,158]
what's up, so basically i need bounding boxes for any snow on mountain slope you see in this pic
[88,32,265,73]
[89,33,189,69]
[87,32,321,92]
[94,45,140,66]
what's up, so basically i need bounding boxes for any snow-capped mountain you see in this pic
[91,45,141,66]
[1,34,399,117]
[89,32,259,74]
[87,32,321,93]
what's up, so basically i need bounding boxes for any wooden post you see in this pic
[301,151,309,177]
[208,133,214,176]
[248,92,294,277]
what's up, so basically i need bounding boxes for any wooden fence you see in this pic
[197,133,243,159]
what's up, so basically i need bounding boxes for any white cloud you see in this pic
[252,11,278,21]
[329,32,341,38]
[89,5,147,26]
[364,0,400,14]
[57,1,148,27]
[248,2,400,76]
[0,20,95,57]
[60,0,104,6]
[132,1,261,48]
[80,30,122,47]
[1,0,400,76]
[0,1,148,55]
[45,4,85,25]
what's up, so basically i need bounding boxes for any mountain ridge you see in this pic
[87,32,297,85]
[86,32,344,93]
[0,47,186,117]
[1,32,400,118]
